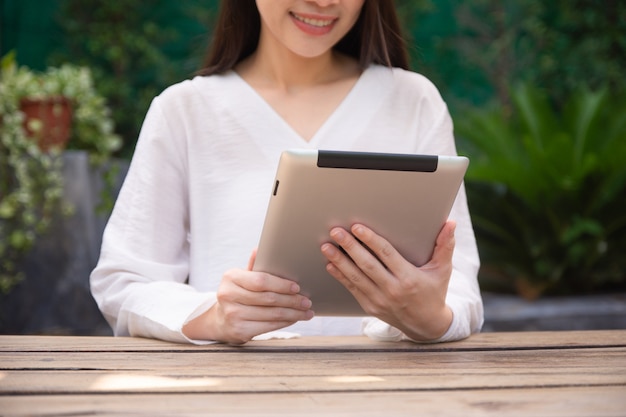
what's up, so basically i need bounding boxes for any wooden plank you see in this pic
[1,368,624,394]
[1,330,625,353]
[2,347,625,372]
[1,349,624,394]
[1,386,625,417]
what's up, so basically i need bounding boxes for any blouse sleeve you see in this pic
[90,97,216,344]
[362,85,484,343]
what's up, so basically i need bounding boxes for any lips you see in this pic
[290,11,337,35]
[290,12,335,28]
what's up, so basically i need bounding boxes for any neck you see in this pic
[236,39,353,93]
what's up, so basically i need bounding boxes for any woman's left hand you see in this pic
[320,220,456,342]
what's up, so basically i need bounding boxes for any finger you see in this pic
[324,259,364,296]
[222,268,312,309]
[329,226,392,284]
[214,301,314,344]
[320,237,379,293]
[230,305,315,323]
[350,224,405,275]
[247,248,258,271]
[328,227,381,272]
[239,290,313,311]
[229,269,301,295]
[324,254,388,317]
[221,276,311,311]
[422,220,456,273]
[217,312,311,345]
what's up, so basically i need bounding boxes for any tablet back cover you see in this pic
[253,149,468,316]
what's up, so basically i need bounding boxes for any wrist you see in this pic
[182,306,218,341]
[402,305,453,342]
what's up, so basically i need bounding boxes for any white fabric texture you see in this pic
[90,65,484,344]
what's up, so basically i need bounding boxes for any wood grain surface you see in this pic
[1,331,625,416]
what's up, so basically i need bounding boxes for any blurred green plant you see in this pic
[51,0,215,158]
[456,84,626,298]
[452,0,626,111]
[0,52,121,294]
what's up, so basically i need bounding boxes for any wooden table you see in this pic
[1,330,625,416]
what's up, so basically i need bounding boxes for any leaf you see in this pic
[511,83,558,152]
[458,82,626,296]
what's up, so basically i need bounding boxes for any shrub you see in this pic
[456,84,626,298]
[52,0,215,157]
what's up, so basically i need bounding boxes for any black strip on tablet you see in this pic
[317,150,438,172]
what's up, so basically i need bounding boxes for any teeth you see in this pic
[292,13,334,27]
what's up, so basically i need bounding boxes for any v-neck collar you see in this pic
[222,66,389,147]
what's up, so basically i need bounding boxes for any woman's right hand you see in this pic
[182,250,314,344]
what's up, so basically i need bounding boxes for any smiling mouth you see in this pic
[290,12,336,28]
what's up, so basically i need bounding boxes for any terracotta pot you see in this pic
[20,96,73,152]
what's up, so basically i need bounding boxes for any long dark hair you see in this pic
[197,0,409,76]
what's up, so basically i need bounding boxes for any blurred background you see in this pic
[1,0,625,335]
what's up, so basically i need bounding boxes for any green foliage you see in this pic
[3,1,625,300]
[394,0,436,63]
[0,53,121,294]
[456,84,626,298]
[3,62,122,160]
[51,0,216,157]
[451,0,626,109]
[0,54,64,293]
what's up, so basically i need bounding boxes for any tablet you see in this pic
[253,149,469,316]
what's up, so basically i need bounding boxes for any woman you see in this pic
[91,0,483,344]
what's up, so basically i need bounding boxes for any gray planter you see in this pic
[482,292,626,332]
[0,151,128,335]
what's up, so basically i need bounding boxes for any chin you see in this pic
[289,44,337,60]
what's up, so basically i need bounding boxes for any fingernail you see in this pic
[352,224,364,236]
[301,298,312,309]
[321,243,337,256]
[291,283,300,293]
[330,228,345,240]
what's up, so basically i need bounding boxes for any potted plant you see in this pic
[19,95,73,152]
[0,52,122,294]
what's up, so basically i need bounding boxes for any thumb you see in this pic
[427,220,456,269]
[247,248,258,271]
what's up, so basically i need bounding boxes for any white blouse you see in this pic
[90,65,484,344]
